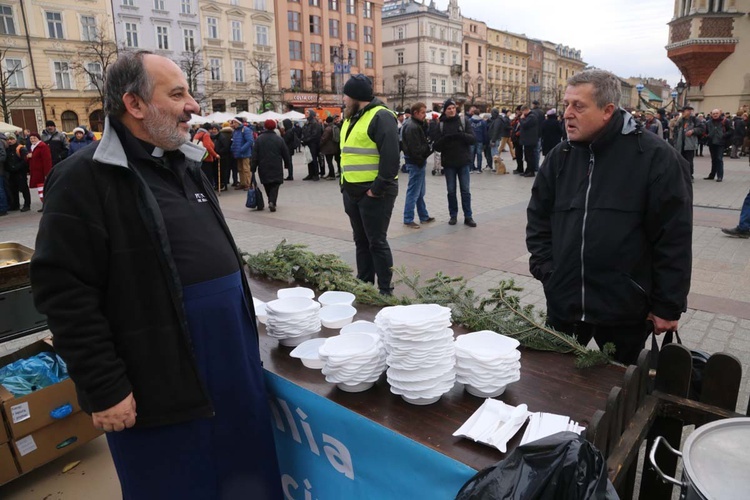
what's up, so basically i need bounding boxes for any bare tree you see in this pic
[247,54,279,112]
[70,22,118,108]
[178,45,225,112]
[391,70,417,111]
[307,62,327,108]
[486,81,502,110]
[0,48,38,122]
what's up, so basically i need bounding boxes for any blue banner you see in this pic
[265,371,477,500]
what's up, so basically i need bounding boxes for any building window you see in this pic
[363,1,371,18]
[122,0,133,5]
[348,48,357,66]
[559,68,562,78]
[478,61,481,73]
[234,60,244,82]
[312,70,323,90]
[329,19,339,37]
[206,17,218,39]
[430,49,435,63]
[365,50,373,68]
[209,58,221,80]
[61,110,78,131]
[254,0,266,9]
[452,79,457,90]
[311,43,322,62]
[212,99,226,112]
[153,0,164,10]
[46,12,63,39]
[477,83,482,95]
[53,61,72,89]
[440,28,445,40]
[347,22,357,41]
[0,5,15,35]
[441,79,445,93]
[478,46,482,57]
[125,22,139,47]
[329,45,337,63]
[288,12,300,31]
[364,26,372,43]
[87,62,103,89]
[309,15,320,34]
[515,56,519,65]
[452,52,457,64]
[290,69,302,89]
[5,58,24,88]
[431,78,436,93]
[235,99,248,112]
[309,0,319,6]
[183,29,195,51]
[156,25,169,50]
[256,25,268,46]
[289,40,302,60]
[464,43,469,55]
[181,0,191,14]
[80,16,96,41]
[231,21,242,42]
[397,26,404,39]
[347,0,356,15]
[502,53,506,63]
[464,60,468,71]
[708,0,724,12]
[397,78,405,93]
[440,51,445,65]
[329,0,338,10]
[397,51,403,65]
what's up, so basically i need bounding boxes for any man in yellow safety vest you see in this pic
[340,74,400,295]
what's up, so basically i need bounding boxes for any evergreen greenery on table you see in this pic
[241,241,614,368]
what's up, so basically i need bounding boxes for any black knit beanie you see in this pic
[343,74,374,102]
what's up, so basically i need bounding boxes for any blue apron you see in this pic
[107,271,282,499]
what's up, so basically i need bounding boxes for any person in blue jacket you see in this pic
[68,127,95,155]
[230,117,254,190]
[469,109,488,173]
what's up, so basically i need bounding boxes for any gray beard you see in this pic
[143,104,190,151]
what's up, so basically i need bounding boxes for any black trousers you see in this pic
[342,190,396,293]
[681,149,695,176]
[263,182,280,205]
[201,161,218,189]
[548,317,649,365]
[307,144,321,179]
[219,157,231,187]
[335,151,341,174]
[514,142,524,172]
[324,155,336,177]
[7,171,30,209]
[523,145,538,174]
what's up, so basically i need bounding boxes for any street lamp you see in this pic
[671,90,678,112]
[334,43,352,107]
[676,78,687,110]
[636,82,644,110]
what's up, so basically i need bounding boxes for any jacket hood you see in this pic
[470,115,483,122]
[282,119,293,129]
[569,108,639,151]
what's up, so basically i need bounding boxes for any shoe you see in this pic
[326,175,336,179]
[20,206,30,212]
[449,217,457,225]
[476,170,482,174]
[420,217,436,223]
[512,170,523,175]
[491,168,496,172]
[722,227,750,238]
[470,170,476,174]
[269,202,276,212]
[302,176,312,181]
[523,171,536,177]
[464,218,477,227]
[37,208,43,213]
[312,177,320,181]
[703,176,714,180]
[0,212,7,216]
[285,176,293,181]
[234,185,247,190]
[231,182,239,187]
[717,178,723,182]
[404,222,420,228]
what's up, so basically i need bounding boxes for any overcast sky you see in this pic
[436,0,681,86]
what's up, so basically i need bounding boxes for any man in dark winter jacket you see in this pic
[4,133,31,212]
[526,69,692,365]
[672,106,704,180]
[209,124,231,190]
[301,110,323,181]
[469,109,488,173]
[540,109,563,156]
[401,102,435,228]
[704,108,732,182]
[432,98,477,227]
[252,119,291,211]
[731,113,746,159]
[41,120,69,165]
[281,118,298,180]
[519,105,539,177]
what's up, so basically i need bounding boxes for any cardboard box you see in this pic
[11,411,102,474]
[0,415,7,445]
[0,339,81,439]
[0,442,21,485]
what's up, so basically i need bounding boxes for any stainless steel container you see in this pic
[0,242,34,292]
[650,417,750,499]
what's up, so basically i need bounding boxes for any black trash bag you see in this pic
[455,431,619,500]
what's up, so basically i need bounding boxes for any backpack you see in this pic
[332,124,341,143]
[439,114,466,134]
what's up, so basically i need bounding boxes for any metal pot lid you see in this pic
[683,417,750,499]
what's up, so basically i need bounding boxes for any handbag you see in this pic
[650,329,709,401]
[245,173,264,210]
[303,145,313,163]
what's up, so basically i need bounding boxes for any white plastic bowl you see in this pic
[265,297,319,316]
[253,298,268,324]
[318,291,356,307]
[319,305,357,329]
[337,381,374,393]
[277,287,315,300]
[319,333,376,357]
[278,334,315,347]
[290,338,327,369]
[340,320,379,335]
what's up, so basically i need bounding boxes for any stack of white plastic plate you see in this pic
[318,333,386,392]
[375,304,456,405]
[264,297,321,346]
[455,330,521,397]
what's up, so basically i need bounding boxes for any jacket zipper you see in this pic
[581,149,595,321]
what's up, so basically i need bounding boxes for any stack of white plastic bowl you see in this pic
[264,297,321,346]
[277,287,316,300]
[375,304,456,405]
[455,330,521,397]
[318,333,386,392]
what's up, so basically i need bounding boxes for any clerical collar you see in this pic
[108,115,170,161]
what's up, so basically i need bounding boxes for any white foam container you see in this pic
[318,291,356,307]
[277,287,315,300]
[319,304,357,329]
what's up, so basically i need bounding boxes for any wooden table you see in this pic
[251,277,627,472]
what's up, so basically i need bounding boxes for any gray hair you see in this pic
[103,50,155,117]
[567,70,621,109]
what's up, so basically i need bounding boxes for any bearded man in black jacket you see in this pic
[526,69,692,365]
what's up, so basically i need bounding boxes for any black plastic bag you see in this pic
[455,432,618,500]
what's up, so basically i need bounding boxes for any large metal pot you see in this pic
[649,417,750,499]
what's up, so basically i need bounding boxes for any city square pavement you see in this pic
[1,149,749,498]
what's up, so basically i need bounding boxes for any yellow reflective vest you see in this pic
[340,105,396,184]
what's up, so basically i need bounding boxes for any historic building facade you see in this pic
[485,28,528,111]
[667,0,749,113]
[461,17,485,107]
[381,0,462,112]
[526,39,543,106]
[540,41,559,109]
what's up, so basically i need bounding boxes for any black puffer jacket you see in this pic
[252,129,291,184]
[432,114,476,168]
[527,109,692,326]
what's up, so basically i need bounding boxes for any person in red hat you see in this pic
[251,119,290,212]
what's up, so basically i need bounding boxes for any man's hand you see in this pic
[92,393,136,432]
[648,312,678,335]
[686,130,693,137]
[366,189,377,198]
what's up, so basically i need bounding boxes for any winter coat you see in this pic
[645,118,663,138]
[5,142,27,173]
[301,118,323,148]
[41,129,69,165]
[252,130,291,185]
[401,117,432,166]
[527,109,692,326]
[469,115,488,144]
[281,119,298,155]
[732,116,746,146]
[499,114,512,138]
[320,123,338,155]
[432,114,475,168]
[706,117,733,147]
[193,129,218,162]
[540,117,564,156]
[69,135,94,156]
[672,116,705,152]
[211,130,231,158]
[487,113,503,144]
[231,125,254,158]
[519,113,539,146]
[30,116,254,427]
[28,141,53,187]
